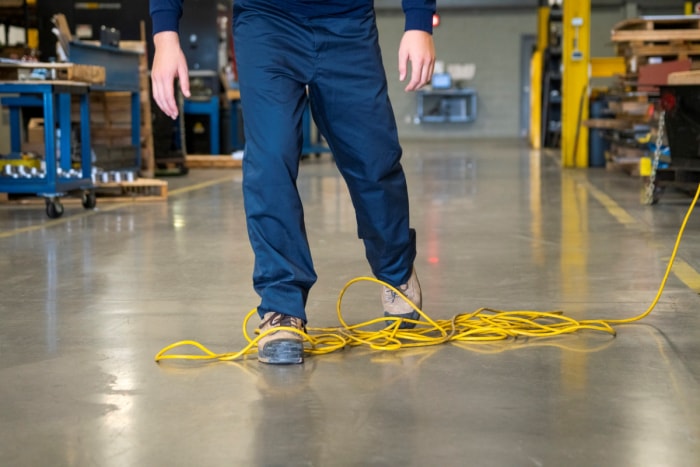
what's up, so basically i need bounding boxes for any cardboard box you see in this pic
[71,92,133,125]
[27,118,44,144]
[21,142,44,157]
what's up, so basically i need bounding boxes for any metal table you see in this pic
[0,80,95,218]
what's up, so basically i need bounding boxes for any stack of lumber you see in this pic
[585,16,700,174]
[586,94,655,175]
[612,16,700,73]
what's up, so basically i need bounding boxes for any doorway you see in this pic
[520,34,537,139]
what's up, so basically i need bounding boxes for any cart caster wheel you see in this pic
[651,186,665,205]
[46,200,64,219]
[178,163,189,176]
[82,191,97,209]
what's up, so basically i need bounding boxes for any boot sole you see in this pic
[384,310,420,329]
[258,339,304,364]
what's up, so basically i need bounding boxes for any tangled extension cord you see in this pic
[154,184,700,364]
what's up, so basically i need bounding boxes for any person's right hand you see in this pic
[151,31,191,119]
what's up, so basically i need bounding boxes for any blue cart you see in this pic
[0,81,95,218]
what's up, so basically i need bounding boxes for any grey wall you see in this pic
[378,9,537,139]
[376,4,681,140]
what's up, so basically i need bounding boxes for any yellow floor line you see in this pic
[584,182,637,225]
[583,180,700,293]
[667,259,700,293]
[168,175,238,196]
[0,202,127,239]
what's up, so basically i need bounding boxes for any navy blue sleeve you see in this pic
[403,0,436,34]
[150,0,183,34]
[150,0,436,35]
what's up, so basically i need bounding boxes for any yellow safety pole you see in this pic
[537,1,550,51]
[529,0,550,149]
[685,2,694,15]
[562,0,591,168]
[529,51,543,149]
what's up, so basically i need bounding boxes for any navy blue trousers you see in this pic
[233,1,416,322]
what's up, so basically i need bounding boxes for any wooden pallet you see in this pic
[612,16,700,72]
[668,69,700,84]
[0,62,106,84]
[621,41,700,58]
[94,178,168,201]
[616,42,700,71]
[0,178,168,205]
[612,16,700,43]
[186,155,243,169]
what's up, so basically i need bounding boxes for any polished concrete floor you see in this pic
[1,139,699,466]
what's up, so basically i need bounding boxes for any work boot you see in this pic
[382,268,422,329]
[257,312,305,364]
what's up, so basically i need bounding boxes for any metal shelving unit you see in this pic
[416,88,478,124]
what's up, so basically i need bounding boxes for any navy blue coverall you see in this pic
[150,0,436,322]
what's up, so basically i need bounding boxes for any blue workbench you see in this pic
[0,81,95,217]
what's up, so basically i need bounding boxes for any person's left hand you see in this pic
[399,30,435,92]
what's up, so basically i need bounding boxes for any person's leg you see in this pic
[234,4,316,323]
[306,12,421,325]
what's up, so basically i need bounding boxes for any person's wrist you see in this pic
[154,31,180,49]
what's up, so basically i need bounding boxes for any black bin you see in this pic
[661,85,700,168]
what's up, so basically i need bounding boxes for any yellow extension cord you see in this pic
[154,184,700,364]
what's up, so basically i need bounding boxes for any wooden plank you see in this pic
[51,13,72,52]
[95,178,168,200]
[612,15,700,33]
[625,43,700,57]
[63,64,105,84]
[186,155,243,168]
[613,30,700,43]
[584,118,632,130]
[0,61,106,84]
[668,70,700,85]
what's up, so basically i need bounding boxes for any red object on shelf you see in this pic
[638,59,692,92]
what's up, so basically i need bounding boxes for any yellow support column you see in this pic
[686,2,694,15]
[530,50,543,149]
[590,57,626,79]
[537,2,550,51]
[529,1,550,149]
[561,0,591,168]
